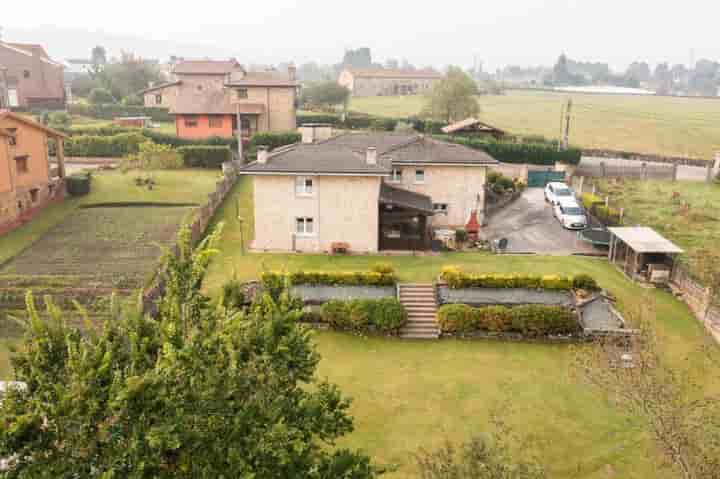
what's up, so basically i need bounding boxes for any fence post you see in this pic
[600,161,606,178]
[591,183,596,195]
[619,207,624,224]
[578,176,585,194]
[707,162,714,184]
[640,162,647,181]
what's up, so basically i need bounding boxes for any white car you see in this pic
[553,199,588,230]
[544,182,575,205]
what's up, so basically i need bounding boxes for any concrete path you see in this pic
[482,188,601,256]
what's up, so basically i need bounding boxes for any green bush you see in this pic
[65,125,135,136]
[260,272,287,301]
[264,270,397,288]
[572,274,599,292]
[221,279,245,310]
[371,262,395,275]
[47,111,72,129]
[319,298,406,334]
[88,88,114,104]
[177,145,232,169]
[593,205,622,226]
[437,304,580,336]
[64,132,146,157]
[439,266,579,291]
[65,173,91,196]
[447,136,582,166]
[247,131,301,160]
[580,193,603,210]
[68,103,173,122]
[142,129,237,149]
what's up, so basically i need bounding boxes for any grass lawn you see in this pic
[199,175,720,478]
[350,90,720,160]
[0,169,222,265]
[597,179,720,275]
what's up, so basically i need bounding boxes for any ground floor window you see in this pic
[15,155,29,174]
[295,217,315,236]
[390,168,402,183]
[30,188,39,203]
[184,117,198,128]
[433,203,448,214]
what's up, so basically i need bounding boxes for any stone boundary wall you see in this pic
[142,161,240,315]
[671,265,720,343]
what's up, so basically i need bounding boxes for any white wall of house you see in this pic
[251,174,382,253]
[385,165,488,228]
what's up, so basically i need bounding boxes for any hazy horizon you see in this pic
[3,0,720,71]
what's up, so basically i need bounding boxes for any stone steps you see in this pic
[398,284,440,340]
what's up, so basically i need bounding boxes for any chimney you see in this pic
[366,147,377,165]
[288,63,297,81]
[257,146,269,164]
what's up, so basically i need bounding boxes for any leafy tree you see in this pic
[91,51,163,101]
[88,86,114,104]
[654,63,673,95]
[91,45,107,67]
[626,61,651,83]
[301,81,350,111]
[573,303,720,479]
[0,225,377,478]
[552,54,571,84]
[47,111,71,129]
[342,48,373,69]
[422,67,479,123]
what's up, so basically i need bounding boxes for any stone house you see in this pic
[338,68,443,97]
[139,60,297,141]
[0,111,67,235]
[0,42,65,109]
[239,128,497,253]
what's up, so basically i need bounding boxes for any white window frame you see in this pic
[295,176,314,196]
[433,203,449,214]
[390,168,402,183]
[295,217,315,236]
[414,169,426,184]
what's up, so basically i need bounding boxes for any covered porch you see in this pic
[378,183,434,251]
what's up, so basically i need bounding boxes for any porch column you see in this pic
[57,138,66,178]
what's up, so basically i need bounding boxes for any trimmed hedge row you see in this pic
[447,136,582,166]
[142,129,237,149]
[64,132,147,157]
[318,298,407,334]
[440,267,576,290]
[68,103,173,122]
[177,145,232,169]
[261,271,398,289]
[437,304,581,336]
[580,193,622,226]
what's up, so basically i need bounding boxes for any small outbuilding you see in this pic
[607,227,684,285]
[441,118,507,140]
[114,116,152,128]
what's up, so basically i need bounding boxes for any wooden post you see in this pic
[640,162,647,181]
[707,162,714,184]
[578,176,585,194]
[600,161,606,178]
[56,138,66,178]
[619,207,624,224]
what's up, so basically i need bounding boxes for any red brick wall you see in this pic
[174,115,234,139]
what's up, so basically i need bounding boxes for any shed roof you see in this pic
[379,183,434,214]
[441,118,507,135]
[608,227,684,254]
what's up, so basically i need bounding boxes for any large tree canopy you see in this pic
[301,81,351,111]
[0,225,376,479]
[422,67,479,123]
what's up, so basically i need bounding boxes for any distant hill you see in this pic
[3,25,243,62]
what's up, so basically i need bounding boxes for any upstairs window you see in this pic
[23,70,30,79]
[295,217,315,236]
[15,155,29,174]
[7,128,17,146]
[155,94,162,105]
[209,117,223,128]
[415,169,425,184]
[433,203,448,214]
[184,118,198,128]
[237,88,249,99]
[295,176,314,195]
[390,168,402,183]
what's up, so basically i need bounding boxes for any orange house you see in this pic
[0,110,67,235]
[175,114,234,140]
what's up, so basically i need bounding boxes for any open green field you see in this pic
[597,179,720,275]
[350,90,720,160]
[195,176,720,477]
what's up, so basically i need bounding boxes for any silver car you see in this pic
[553,199,588,230]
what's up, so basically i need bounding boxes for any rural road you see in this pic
[481,188,600,256]
[580,156,712,182]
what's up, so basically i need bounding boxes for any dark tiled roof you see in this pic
[169,91,236,115]
[225,70,297,87]
[379,183,434,214]
[241,143,391,176]
[173,60,242,75]
[138,81,181,94]
[323,132,420,154]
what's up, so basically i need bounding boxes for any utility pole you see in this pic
[561,99,572,151]
[558,100,566,151]
[236,104,243,163]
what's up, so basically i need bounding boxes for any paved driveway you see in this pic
[482,188,601,255]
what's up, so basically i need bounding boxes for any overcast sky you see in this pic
[4,0,720,70]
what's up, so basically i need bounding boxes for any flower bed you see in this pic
[437,304,581,337]
[438,286,572,307]
[292,285,395,305]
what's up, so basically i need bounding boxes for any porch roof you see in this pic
[379,183,434,214]
[608,227,684,254]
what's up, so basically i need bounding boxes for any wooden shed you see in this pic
[607,227,684,285]
[441,118,507,140]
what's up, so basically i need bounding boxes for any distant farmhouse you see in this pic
[338,68,442,97]
[139,59,297,141]
[0,42,65,109]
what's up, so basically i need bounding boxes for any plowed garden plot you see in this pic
[1,205,194,289]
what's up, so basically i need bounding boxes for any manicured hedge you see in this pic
[440,267,574,290]
[68,103,173,122]
[261,271,398,288]
[580,193,622,226]
[296,113,400,132]
[319,298,407,334]
[437,304,580,336]
[177,145,232,169]
[66,173,91,196]
[447,136,582,166]
[141,129,238,149]
[64,132,147,157]
[64,125,135,136]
